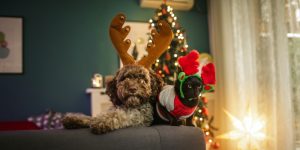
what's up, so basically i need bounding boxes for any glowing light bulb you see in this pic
[206,132,210,135]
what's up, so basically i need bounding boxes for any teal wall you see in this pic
[0,0,209,120]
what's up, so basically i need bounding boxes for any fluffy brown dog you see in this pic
[91,65,163,133]
[62,65,163,134]
[63,13,173,134]
[89,65,163,134]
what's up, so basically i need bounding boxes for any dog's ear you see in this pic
[149,70,164,103]
[106,76,122,106]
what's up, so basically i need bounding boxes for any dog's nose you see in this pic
[129,87,137,93]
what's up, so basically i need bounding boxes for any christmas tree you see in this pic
[149,3,189,84]
[195,54,219,149]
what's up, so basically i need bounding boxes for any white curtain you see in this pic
[208,0,295,149]
[289,37,300,149]
[286,0,300,148]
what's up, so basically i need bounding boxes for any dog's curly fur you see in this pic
[62,64,163,134]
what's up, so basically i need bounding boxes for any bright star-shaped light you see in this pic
[217,109,266,149]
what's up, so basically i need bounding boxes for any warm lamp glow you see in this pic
[218,109,266,149]
[91,73,103,88]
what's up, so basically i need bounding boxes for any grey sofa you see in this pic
[0,125,206,150]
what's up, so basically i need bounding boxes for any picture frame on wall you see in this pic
[119,21,150,68]
[0,16,23,74]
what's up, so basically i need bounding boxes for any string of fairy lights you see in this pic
[194,96,219,149]
[149,3,189,84]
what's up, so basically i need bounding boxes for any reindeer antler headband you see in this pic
[178,50,216,98]
[109,13,174,68]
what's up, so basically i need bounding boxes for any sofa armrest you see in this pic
[0,125,205,150]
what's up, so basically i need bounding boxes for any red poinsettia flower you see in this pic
[201,63,216,85]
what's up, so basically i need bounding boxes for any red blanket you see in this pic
[0,121,40,131]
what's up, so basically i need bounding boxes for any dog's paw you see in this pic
[90,117,118,134]
[62,113,91,129]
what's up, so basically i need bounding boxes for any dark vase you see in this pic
[0,47,9,59]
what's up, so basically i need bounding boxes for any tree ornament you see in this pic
[165,51,171,61]
[202,107,209,116]
[162,8,167,15]
[163,64,170,74]
[202,97,208,104]
[211,142,220,149]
